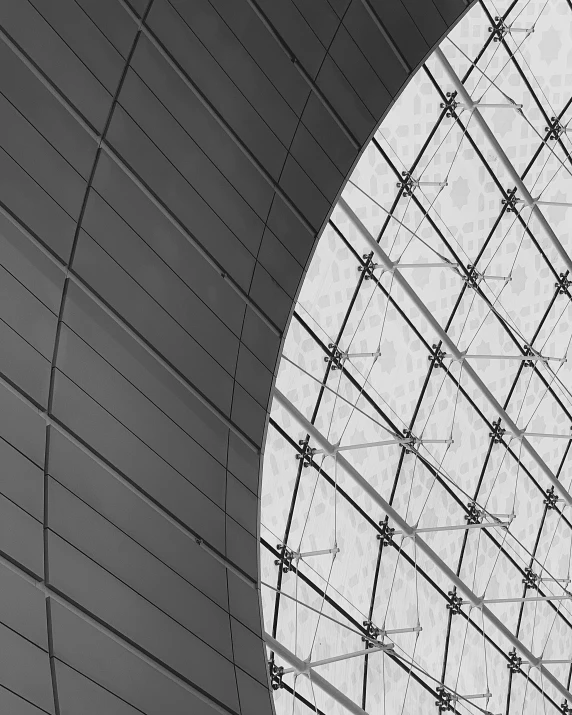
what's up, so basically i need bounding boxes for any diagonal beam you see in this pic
[435,48,572,276]
[273,387,572,702]
[338,197,572,511]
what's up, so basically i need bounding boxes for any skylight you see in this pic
[261,2,572,714]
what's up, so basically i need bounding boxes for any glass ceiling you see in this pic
[260,2,572,714]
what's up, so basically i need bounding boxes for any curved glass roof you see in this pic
[261,2,572,715]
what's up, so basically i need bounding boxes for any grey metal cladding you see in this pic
[0,0,470,713]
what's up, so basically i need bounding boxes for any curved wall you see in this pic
[0,1,471,714]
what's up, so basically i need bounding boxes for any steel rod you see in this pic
[451,692,491,701]
[451,354,563,363]
[384,626,423,635]
[313,438,452,454]
[535,200,572,208]
[461,595,572,604]
[296,547,340,558]
[458,102,523,109]
[416,180,448,186]
[281,644,393,674]
[312,439,405,453]
[523,432,572,439]
[393,521,510,535]
[343,351,381,358]
[395,263,509,281]
[521,659,572,665]
[261,581,376,640]
[395,262,455,269]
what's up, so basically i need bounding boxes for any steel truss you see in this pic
[263,2,572,715]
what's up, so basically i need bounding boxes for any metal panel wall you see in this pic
[0,0,470,713]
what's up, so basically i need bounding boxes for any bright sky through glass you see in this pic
[261,2,572,714]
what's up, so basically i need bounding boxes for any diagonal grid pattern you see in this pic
[262,2,572,714]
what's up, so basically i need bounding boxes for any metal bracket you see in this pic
[269,658,284,690]
[446,588,463,615]
[555,272,572,295]
[401,428,418,454]
[546,117,565,141]
[522,566,539,590]
[377,516,396,546]
[488,17,509,42]
[358,251,379,281]
[274,544,296,574]
[522,344,537,369]
[501,187,521,214]
[324,343,345,371]
[396,170,418,197]
[440,91,459,118]
[507,648,523,673]
[435,685,454,712]
[544,486,559,510]
[428,344,447,370]
[489,418,506,444]
[465,501,483,525]
[463,264,482,289]
[361,619,383,644]
[295,437,315,468]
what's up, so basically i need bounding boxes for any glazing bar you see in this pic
[281,644,393,675]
